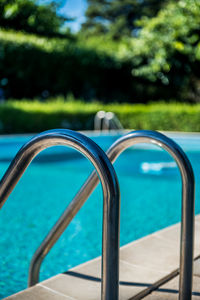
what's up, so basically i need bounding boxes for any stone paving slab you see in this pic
[5,285,75,300]
[41,259,168,300]
[141,274,200,300]
[194,258,200,277]
[156,221,200,257]
[196,215,200,223]
[120,235,179,274]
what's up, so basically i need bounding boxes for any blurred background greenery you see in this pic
[0,0,200,132]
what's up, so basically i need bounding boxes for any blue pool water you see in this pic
[0,131,200,298]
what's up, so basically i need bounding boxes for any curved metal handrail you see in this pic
[30,130,195,300]
[0,129,120,300]
[94,111,106,130]
[103,112,124,131]
[94,111,123,131]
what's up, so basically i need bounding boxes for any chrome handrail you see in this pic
[94,111,106,130]
[103,112,124,131]
[94,111,123,131]
[30,130,195,300]
[0,129,120,300]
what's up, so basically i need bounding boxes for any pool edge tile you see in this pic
[3,284,75,300]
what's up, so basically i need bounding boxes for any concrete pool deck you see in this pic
[4,214,200,300]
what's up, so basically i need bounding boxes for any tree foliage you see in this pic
[131,0,200,101]
[1,0,200,102]
[0,0,71,38]
[82,0,168,39]
[82,0,200,101]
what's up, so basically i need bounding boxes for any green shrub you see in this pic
[0,29,175,103]
[0,98,199,133]
[0,30,141,102]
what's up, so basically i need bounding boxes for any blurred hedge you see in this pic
[0,30,169,102]
[0,30,135,101]
[0,98,199,133]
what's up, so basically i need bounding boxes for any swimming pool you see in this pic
[0,131,200,298]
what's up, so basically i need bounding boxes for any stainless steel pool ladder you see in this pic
[0,129,120,300]
[29,130,195,300]
[94,111,124,131]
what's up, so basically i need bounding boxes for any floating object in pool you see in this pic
[140,161,177,174]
